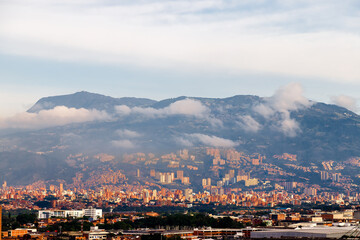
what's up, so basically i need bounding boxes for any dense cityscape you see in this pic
[2,147,360,211]
[1,147,360,239]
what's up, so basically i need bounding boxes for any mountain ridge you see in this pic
[1,90,360,186]
[27,91,157,113]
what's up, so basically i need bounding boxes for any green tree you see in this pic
[16,213,37,225]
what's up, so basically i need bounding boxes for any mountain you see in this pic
[27,91,156,113]
[1,91,360,186]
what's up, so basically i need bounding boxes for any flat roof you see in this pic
[251,226,356,239]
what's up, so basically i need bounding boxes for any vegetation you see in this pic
[2,211,37,231]
[43,220,94,232]
[98,213,244,230]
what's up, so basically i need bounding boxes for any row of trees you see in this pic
[43,213,245,232]
[2,212,37,231]
[97,213,245,230]
[2,211,246,232]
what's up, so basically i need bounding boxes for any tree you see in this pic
[16,213,37,225]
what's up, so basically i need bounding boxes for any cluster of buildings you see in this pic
[1,205,360,240]
[1,147,360,239]
[149,170,190,185]
[1,180,360,211]
[4,225,360,240]
[2,147,358,209]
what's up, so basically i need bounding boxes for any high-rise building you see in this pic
[136,169,141,178]
[284,182,296,191]
[182,177,190,184]
[332,173,341,182]
[159,174,166,183]
[184,188,193,201]
[320,171,329,180]
[59,183,64,194]
[165,173,173,184]
[177,170,184,180]
[206,178,211,186]
[304,187,317,196]
[229,169,235,178]
[201,178,211,187]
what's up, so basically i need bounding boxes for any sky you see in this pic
[1,0,360,117]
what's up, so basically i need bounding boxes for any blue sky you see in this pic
[1,0,360,117]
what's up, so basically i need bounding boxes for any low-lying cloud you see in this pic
[330,95,358,113]
[115,98,208,117]
[115,98,222,126]
[253,83,312,137]
[0,106,111,129]
[237,115,262,133]
[115,129,141,138]
[176,133,238,148]
[111,139,135,149]
[112,129,141,149]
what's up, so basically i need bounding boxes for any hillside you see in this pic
[1,91,360,186]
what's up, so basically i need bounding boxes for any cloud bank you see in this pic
[176,133,238,148]
[0,98,220,130]
[1,0,359,82]
[254,83,312,137]
[330,95,358,113]
[115,98,209,117]
[115,98,221,126]
[0,106,111,129]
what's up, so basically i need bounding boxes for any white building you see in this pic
[86,226,108,240]
[38,208,102,220]
[38,210,83,219]
[251,226,355,239]
[83,208,103,220]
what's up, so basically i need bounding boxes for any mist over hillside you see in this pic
[1,84,360,186]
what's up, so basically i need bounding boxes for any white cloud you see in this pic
[112,129,141,149]
[162,98,209,117]
[254,83,312,137]
[61,132,82,140]
[177,133,238,148]
[114,105,131,115]
[111,139,135,149]
[115,98,208,117]
[255,82,312,116]
[330,95,358,112]
[115,98,222,126]
[0,1,359,83]
[279,116,300,138]
[237,115,261,132]
[133,98,209,117]
[175,137,194,147]
[116,129,141,138]
[0,106,111,129]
